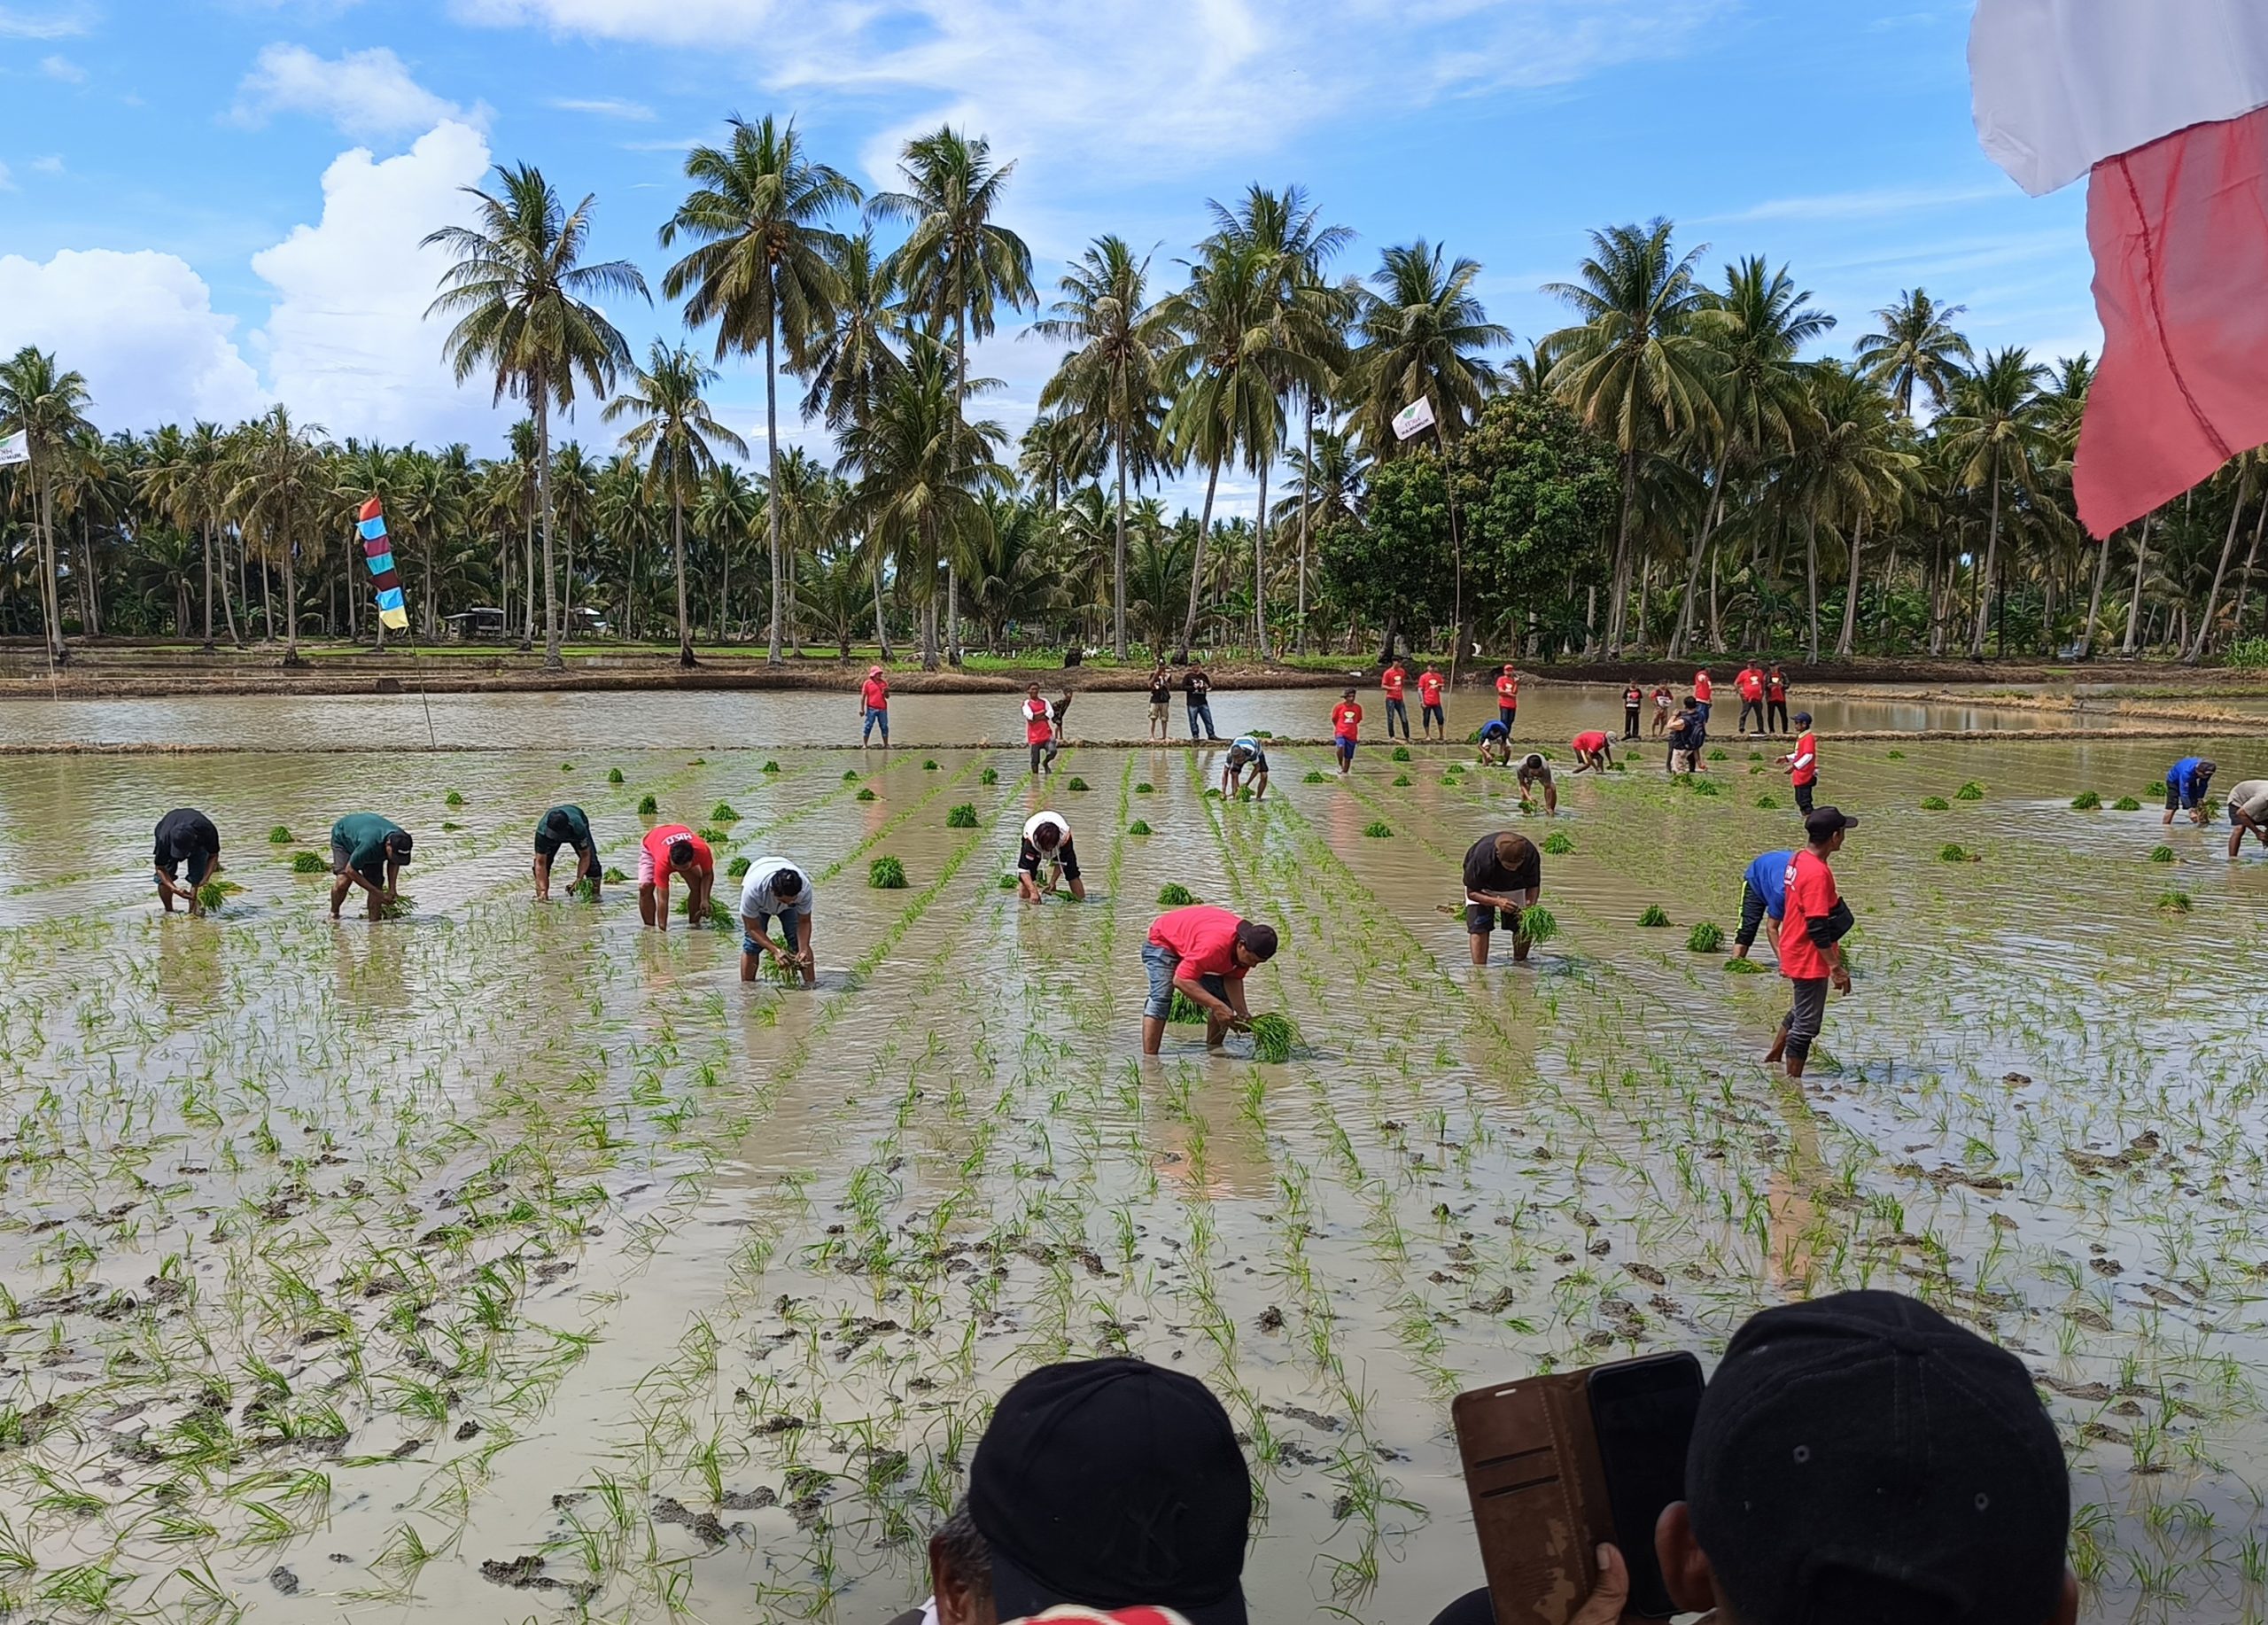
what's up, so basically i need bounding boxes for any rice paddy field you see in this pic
[4,693,2267,1625]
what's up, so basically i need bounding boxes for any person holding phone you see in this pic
[1766,807,1856,1077]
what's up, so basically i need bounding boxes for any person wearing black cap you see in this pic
[1657,1289,2077,1625]
[904,1357,1253,1625]
[328,812,411,920]
[1766,807,1856,1077]
[152,807,221,916]
[532,805,600,901]
[1776,713,1819,814]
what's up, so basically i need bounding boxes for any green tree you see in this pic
[603,340,750,664]
[0,345,95,663]
[1346,239,1506,456]
[1937,347,2047,657]
[1855,288,1973,419]
[1317,453,1456,657]
[223,405,329,662]
[1451,396,1620,650]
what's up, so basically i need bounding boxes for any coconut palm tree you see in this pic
[1543,219,1716,655]
[136,419,237,650]
[870,126,1034,664]
[549,440,599,638]
[423,162,649,668]
[1346,240,1505,455]
[224,405,329,663]
[1855,288,1974,419]
[800,229,906,432]
[604,340,750,665]
[1937,347,2048,657]
[0,345,95,664]
[1034,234,1170,658]
[662,114,859,665]
[693,462,762,642]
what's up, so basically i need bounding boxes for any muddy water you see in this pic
[3,714,2267,1625]
[0,680,2073,750]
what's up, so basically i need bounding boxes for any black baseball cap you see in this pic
[1793,710,1814,725]
[969,1358,1251,1625]
[1687,1291,2068,1625]
[1233,921,1278,961]
[1804,807,1857,840]
[391,829,415,861]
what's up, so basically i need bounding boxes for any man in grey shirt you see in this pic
[739,858,816,986]
[2227,779,2268,859]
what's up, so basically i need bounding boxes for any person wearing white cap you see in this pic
[860,665,891,748]
[1019,812,1084,901]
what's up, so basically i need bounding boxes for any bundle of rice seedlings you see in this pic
[1608,761,1627,773]
[1939,844,1978,863]
[268,825,293,844]
[843,769,860,781]
[980,767,999,785]
[1363,820,1393,837]
[946,803,980,828]
[1749,765,1767,775]
[1748,751,1764,762]
[1203,787,1224,799]
[291,851,328,874]
[922,758,940,771]
[1136,782,1155,794]
[2157,889,2193,914]
[1756,794,1781,810]
[196,879,243,911]
[1303,771,1329,784]
[708,898,737,929]
[1169,988,1208,1023]
[561,762,575,773]
[570,876,600,902]
[1446,762,1466,774]
[1251,729,1273,738]
[856,787,878,802]
[998,873,1018,890]
[1920,797,1951,811]
[603,867,629,882]
[637,793,659,815]
[445,789,464,806]
[1068,776,1091,791]
[1886,750,1906,759]
[441,820,464,832]
[609,767,625,783]
[2148,844,2176,863]
[711,802,741,823]
[1955,781,1985,801]
[2145,780,2167,797]
[2111,797,2142,812]
[1130,820,1153,836]
[756,952,802,985]
[696,825,728,846]
[1725,957,1764,975]
[1248,1012,1297,1063]
[762,760,782,774]
[1392,746,1412,763]
[1542,831,1573,855]
[1158,882,1196,906]
[1235,786,1255,802]
[2070,790,2102,810]
[1393,774,1413,787]
[373,893,416,921]
[690,756,708,765]
[1691,779,1721,797]
[1440,774,1460,786]
[1708,749,1729,762]
[1687,921,1725,952]
[869,856,908,890]
[727,855,752,879]
[1637,905,1671,927]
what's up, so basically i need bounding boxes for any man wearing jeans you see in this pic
[1184,664,1218,740]
[1140,904,1277,1054]
[1766,808,1856,1078]
[738,857,815,986]
[1380,658,1410,740]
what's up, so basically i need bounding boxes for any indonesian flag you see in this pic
[1971,0,2268,538]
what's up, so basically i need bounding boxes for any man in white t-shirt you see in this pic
[738,857,816,986]
[1019,812,1084,902]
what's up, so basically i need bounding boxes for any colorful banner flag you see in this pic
[1391,396,1437,442]
[0,429,28,468]
[357,497,411,632]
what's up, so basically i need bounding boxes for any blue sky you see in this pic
[0,0,2093,507]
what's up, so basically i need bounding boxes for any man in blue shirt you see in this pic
[2163,757,2218,826]
[1732,849,1793,961]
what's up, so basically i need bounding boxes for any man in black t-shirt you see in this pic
[1462,831,1542,966]
[1147,665,1172,741]
[533,805,600,901]
[152,807,221,915]
[1184,665,1218,740]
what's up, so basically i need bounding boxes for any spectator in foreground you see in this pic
[896,1357,1253,1625]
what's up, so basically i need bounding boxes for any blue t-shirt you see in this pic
[1744,851,1793,920]
[1479,719,1511,741]
[2169,757,2212,800]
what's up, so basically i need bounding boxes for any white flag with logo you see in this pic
[1390,396,1437,442]
[0,430,27,468]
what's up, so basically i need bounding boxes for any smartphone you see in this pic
[1586,1352,1705,1618]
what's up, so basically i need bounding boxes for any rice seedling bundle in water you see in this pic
[609,767,625,783]
[1887,750,1906,759]
[1748,751,1764,762]
[1709,749,1729,762]
[637,794,658,815]
[1136,782,1154,794]
[1169,988,1208,1023]
[561,762,574,773]
[1749,765,1767,775]
[1956,781,1985,800]
[696,826,728,846]
[762,760,781,774]
[1691,779,1720,797]
[923,759,940,771]
[711,802,740,823]
[1392,746,1412,762]
[946,803,979,828]
[1920,797,1951,811]
[2158,890,2193,914]
[709,898,736,929]
[1609,761,1627,772]
[869,856,908,890]
[2070,790,2102,810]
[1304,771,1329,784]
[980,767,999,786]
[373,892,415,921]
[2149,845,2176,863]
[1542,831,1574,855]
[1363,820,1394,838]
[727,855,751,879]
[1687,921,1725,952]
[1518,906,1559,943]
[857,788,877,801]
[1204,787,1224,799]
[1939,844,1977,863]
[291,851,328,874]
[691,756,708,765]
[1236,786,1256,802]
[445,789,464,806]
[442,820,463,832]
[1068,777,1091,791]
[1394,774,1413,786]
[843,769,860,781]
[196,879,242,911]
[268,824,293,844]
[1756,795,1781,810]
[603,867,629,883]
[2112,797,2142,812]
[1725,956,1764,975]
[570,875,600,901]
[1248,1012,1297,1062]
[1130,820,1153,836]
[1637,905,1671,928]
[1158,882,1196,906]
[998,873,1018,890]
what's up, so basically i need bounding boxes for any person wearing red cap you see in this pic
[860,665,891,747]
[1569,730,1614,774]
[1767,807,1855,1077]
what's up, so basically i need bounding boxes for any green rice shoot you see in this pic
[290,850,328,874]
[1517,905,1558,943]
[268,824,293,844]
[868,856,908,890]
[1248,1013,1297,1063]
[946,803,979,828]
[1363,820,1393,838]
[1956,781,1985,800]
[1686,921,1725,952]
[1130,820,1153,836]
[1637,905,1671,928]
[1920,797,1951,811]
[2149,844,2177,863]
[637,793,658,815]
[1158,882,1196,906]
[2071,790,2102,810]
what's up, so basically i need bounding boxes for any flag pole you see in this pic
[1434,412,1465,695]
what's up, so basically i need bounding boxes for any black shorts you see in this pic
[1019,836,1081,880]
[1465,903,1520,935]
[2166,781,2206,812]
[533,830,594,863]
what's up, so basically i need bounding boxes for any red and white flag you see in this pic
[1971,0,2268,537]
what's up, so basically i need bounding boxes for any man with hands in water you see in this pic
[1140,905,1278,1055]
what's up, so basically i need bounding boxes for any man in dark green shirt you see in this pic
[330,812,413,919]
[533,805,599,900]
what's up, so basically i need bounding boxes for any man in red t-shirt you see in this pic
[1570,729,1615,774]
[639,823,716,932]
[1380,660,1410,741]
[1418,664,1448,739]
[1332,688,1363,774]
[860,665,890,747]
[1495,665,1519,735]
[1777,711,1820,813]
[1021,684,1057,775]
[1766,807,1856,1078]
[1736,663,1766,734]
[1621,681,1643,740]
[1141,904,1279,1054]
[1766,664,1790,734]
[1691,667,1713,729]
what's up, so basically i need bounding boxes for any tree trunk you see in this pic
[1177,461,1223,658]
[1605,452,1635,656]
[765,315,785,664]
[1669,462,1728,658]
[282,525,300,664]
[2122,513,2154,653]
[536,391,562,668]
[2186,466,2251,663]
[1805,511,1821,664]
[1969,473,2001,658]
[2078,525,2113,658]
[1253,457,1270,660]
[870,537,892,659]
[2232,491,2268,634]
[1114,402,1130,661]
[920,516,940,670]
[1296,400,1312,657]
[672,486,693,667]
[221,525,244,647]
[36,464,64,664]
[200,517,217,652]
[520,496,535,651]
[1835,516,1863,657]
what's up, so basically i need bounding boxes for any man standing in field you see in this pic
[1666,698,1703,774]
[860,665,891,748]
[1462,830,1543,966]
[1766,663,1790,734]
[1380,657,1410,741]
[1141,905,1278,1054]
[1332,688,1363,775]
[2163,756,2217,826]
[1731,848,1794,961]
[1736,661,1767,734]
[1418,662,1448,739]
[1147,662,1172,742]
[1691,665,1714,729]
[1184,663,1218,740]
[1516,752,1559,814]
[1018,811,1086,901]
[2226,778,2268,856]
[329,812,412,921]
[1495,664,1519,735]
[1780,711,1821,813]
[738,857,815,985]
[1622,680,1644,740]
[1570,730,1615,774]
[532,804,600,901]
[1223,735,1270,801]
[1766,808,1857,1079]
[153,807,222,916]
[1021,684,1057,775]
[639,823,714,931]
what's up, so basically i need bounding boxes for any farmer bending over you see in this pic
[532,804,599,901]
[738,857,815,986]
[329,812,412,921]
[1476,717,1512,766]
[639,823,715,931]
[1570,730,1615,774]
[2227,778,2268,857]
[1463,830,1542,966]
[1019,812,1085,901]
[1517,752,1559,815]
[1141,904,1278,1055]
[1731,848,1794,961]
[2164,756,2217,826]
[1223,735,1270,801]
[153,807,221,916]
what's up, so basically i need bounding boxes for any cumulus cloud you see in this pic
[248,119,513,445]
[38,52,84,81]
[0,3,93,38]
[232,43,478,142]
[0,249,270,425]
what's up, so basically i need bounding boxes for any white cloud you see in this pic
[232,43,478,142]
[38,51,84,81]
[0,162,13,191]
[248,120,512,445]
[0,249,269,425]
[549,95,654,120]
[1704,183,2012,224]
[29,155,63,175]
[0,3,93,38]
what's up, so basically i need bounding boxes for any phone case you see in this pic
[1451,1372,1620,1625]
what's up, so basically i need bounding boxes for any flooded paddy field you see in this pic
[4,712,2268,1624]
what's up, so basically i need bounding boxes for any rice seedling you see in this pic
[1939,844,1980,863]
[2157,889,2194,914]
[195,879,243,911]
[1393,774,1413,787]
[1691,779,1721,797]
[1756,795,1781,809]
[946,804,980,828]
[1249,1013,1298,1062]
[603,866,628,882]
[1363,821,1393,837]
[711,802,741,823]
[561,761,574,771]
[1517,906,1559,943]
[869,856,908,890]
[923,759,940,770]
[2112,797,2142,811]
[2149,844,2177,863]
[290,851,327,874]
[446,789,464,806]
[1304,771,1329,784]
[2071,790,2102,810]
[858,787,878,801]
[1392,746,1412,762]
[609,766,625,782]
[268,824,293,844]
[1920,797,1952,811]
[1158,882,1197,906]
[843,768,860,781]
[1956,781,1985,800]
[998,873,1018,889]
[762,759,781,774]
[1130,820,1153,836]
[442,820,463,830]
[1725,956,1764,974]
[637,793,659,814]
[1708,749,1729,761]
[980,768,999,785]
[696,825,728,845]
[727,856,752,879]
[1168,989,1208,1023]
[1686,922,1724,952]
[1136,782,1154,794]
[1887,748,1906,758]
[1637,905,1671,927]
[1542,831,1573,855]
[1068,777,1091,791]
[571,875,600,901]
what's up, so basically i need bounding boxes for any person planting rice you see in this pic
[638,822,714,931]
[1418,662,1448,738]
[1516,752,1559,814]
[328,812,412,921]
[1222,735,1270,801]
[860,665,890,747]
[1570,729,1615,774]
[1766,808,1858,1079]
[1476,717,1512,766]
[1019,811,1085,901]
[2225,778,2268,857]
[1381,657,1410,740]
[1732,848,1795,960]
[2164,756,2217,826]
[1021,685,1057,775]
[1140,904,1278,1055]
[1332,688,1363,775]
[1494,664,1520,735]
[1622,680,1644,740]
[1779,712,1821,812]
[738,856,815,985]
[532,804,599,901]
[1463,830,1543,965]
[152,807,221,916]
